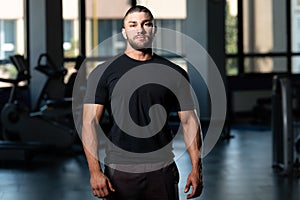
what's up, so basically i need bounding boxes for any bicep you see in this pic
[178,110,199,125]
[178,110,202,150]
[83,104,105,124]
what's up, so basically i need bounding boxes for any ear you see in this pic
[122,28,127,40]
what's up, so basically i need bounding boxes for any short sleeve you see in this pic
[175,70,196,111]
[83,65,108,105]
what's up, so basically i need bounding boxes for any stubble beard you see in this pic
[127,35,153,51]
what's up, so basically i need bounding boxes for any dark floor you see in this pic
[0,127,299,200]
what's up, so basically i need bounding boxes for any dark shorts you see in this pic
[104,163,180,200]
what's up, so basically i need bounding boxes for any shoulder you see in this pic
[152,54,175,65]
[152,54,188,77]
[87,54,126,79]
[153,54,182,69]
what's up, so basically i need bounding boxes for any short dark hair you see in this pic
[123,5,154,22]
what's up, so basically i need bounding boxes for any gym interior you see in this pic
[0,0,300,199]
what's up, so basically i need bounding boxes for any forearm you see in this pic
[81,104,115,197]
[82,104,104,175]
[180,110,204,198]
[184,121,202,171]
[180,110,202,170]
[82,122,103,174]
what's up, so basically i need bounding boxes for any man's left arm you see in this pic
[178,110,203,199]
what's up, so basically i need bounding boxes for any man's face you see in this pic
[123,12,155,50]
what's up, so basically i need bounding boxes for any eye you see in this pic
[128,23,137,28]
[144,22,153,27]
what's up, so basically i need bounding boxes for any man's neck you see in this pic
[125,48,153,61]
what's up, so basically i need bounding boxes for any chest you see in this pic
[106,66,179,104]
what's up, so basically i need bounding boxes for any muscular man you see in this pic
[82,5,203,199]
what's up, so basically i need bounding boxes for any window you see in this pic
[0,0,25,87]
[63,0,80,58]
[62,0,80,83]
[83,0,187,70]
[225,0,238,75]
[83,0,131,74]
[225,0,300,75]
[292,0,300,73]
[154,20,184,56]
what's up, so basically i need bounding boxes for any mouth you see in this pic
[134,35,147,40]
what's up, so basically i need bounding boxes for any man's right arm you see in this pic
[82,104,115,198]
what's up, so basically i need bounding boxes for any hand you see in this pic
[90,171,115,198]
[184,169,203,199]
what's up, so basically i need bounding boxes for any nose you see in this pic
[137,24,146,34]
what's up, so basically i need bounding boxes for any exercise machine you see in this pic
[272,75,300,177]
[1,54,76,150]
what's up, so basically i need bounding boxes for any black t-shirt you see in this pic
[84,53,195,164]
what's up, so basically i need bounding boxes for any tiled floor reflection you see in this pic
[0,128,299,200]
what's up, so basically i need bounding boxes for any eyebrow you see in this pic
[127,19,153,24]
